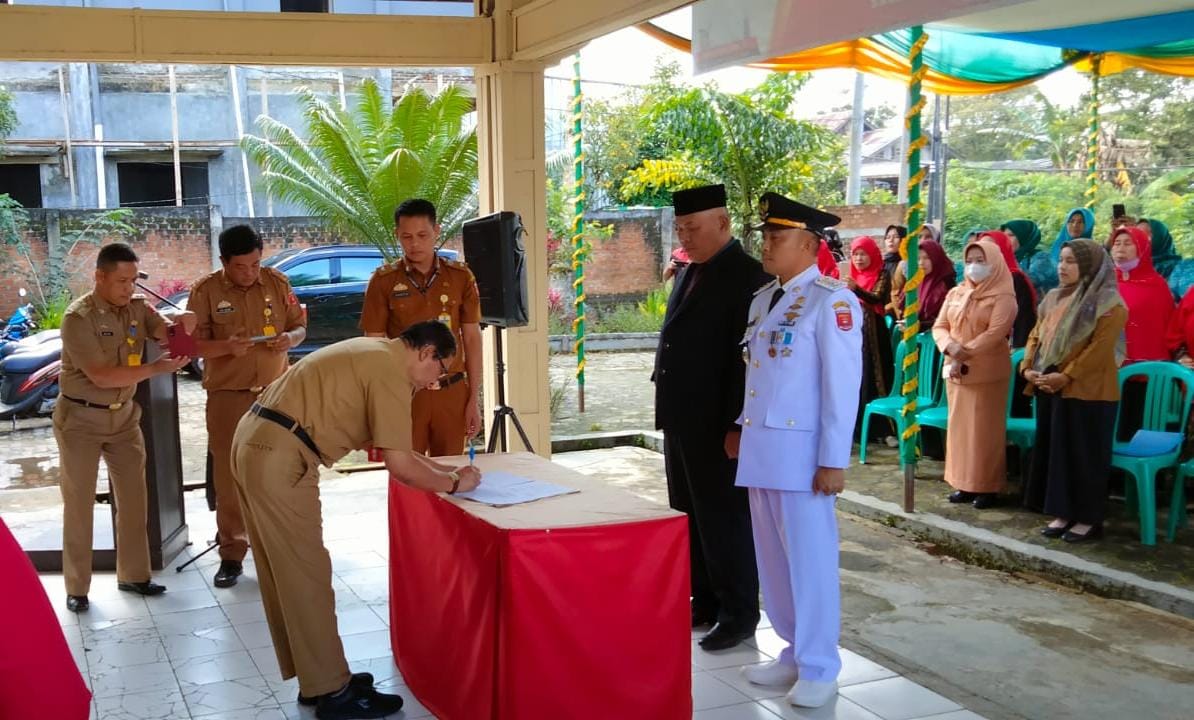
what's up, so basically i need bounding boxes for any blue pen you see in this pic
[468,440,476,467]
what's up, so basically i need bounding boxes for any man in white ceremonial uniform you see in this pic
[734,192,862,708]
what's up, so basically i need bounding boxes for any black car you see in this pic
[159,244,460,372]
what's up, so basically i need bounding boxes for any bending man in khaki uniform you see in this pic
[360,198,482,456]
[56,243,196,613]
[231,321,480,720]
[191,225,306,589]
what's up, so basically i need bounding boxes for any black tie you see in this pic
[768,287,785,312]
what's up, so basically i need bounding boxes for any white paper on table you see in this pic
[453,470,578,507]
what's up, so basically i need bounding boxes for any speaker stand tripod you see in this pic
[485,326,534,454]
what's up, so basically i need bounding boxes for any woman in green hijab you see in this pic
[1001,219,1042,264]
[1138,218,1182,279]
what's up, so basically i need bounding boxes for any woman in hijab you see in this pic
[1137,218,1182,280]
[1112,226,1175,364]
[932,238,1018,509]
[1049,207,1096,261]
[1002,219,1042,266]
[904,239,956,328]
[849,235,895,443]
[883,225,908,318]
[1022,240,1126,543]
[1110,225,1175,441]
[979,230,1038,348]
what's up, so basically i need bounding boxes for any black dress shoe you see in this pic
[972,494,999,509]
[298,672,374,707]
[948,490,978,504]
[1062,525,1103,544]
[66,595,89,613]
[315,681,403,720]
[698,622,755,652]
[213,560,244,589]
[117,581,167,596]
[1041,523,1073,539]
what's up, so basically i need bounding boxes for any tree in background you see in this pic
[948,87,1086,170]
[616,66,844,247]
[242,80,477,258]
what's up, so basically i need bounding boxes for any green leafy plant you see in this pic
[637,285,669,324]
[36,291,73,330]
[242,80,478,258]
[861,186,899,205]
[591,303,663,334]
[549,380,568,421]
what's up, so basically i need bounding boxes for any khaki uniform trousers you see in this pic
[412,378,469,456]
[53,399,151,596]
[206,389,259,562]
[230,413,350,698]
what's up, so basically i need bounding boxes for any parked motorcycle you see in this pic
[0,330,62,428]
[0,288,37,356]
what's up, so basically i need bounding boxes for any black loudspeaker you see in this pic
[462,211,529,328]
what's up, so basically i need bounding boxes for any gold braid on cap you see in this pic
[765,218,809,230]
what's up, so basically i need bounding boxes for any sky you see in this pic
[546,6,1091,118]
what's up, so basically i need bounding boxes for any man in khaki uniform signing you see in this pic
[360,198,482,456]
[56,243,196,612]
[231,321,480,720]
[191,225,306,589]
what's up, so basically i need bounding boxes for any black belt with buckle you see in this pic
[250,402,322,458]
[439,372,466,388]
[64,395,125,411]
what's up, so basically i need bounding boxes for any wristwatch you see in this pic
[448,470,461,495]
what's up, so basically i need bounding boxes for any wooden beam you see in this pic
[511,0,691,60]
[0,7,492,66]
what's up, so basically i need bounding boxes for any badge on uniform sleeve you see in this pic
[833,301,853,331]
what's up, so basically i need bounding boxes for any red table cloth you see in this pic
[385,452,691,720]
[0,516,91,720]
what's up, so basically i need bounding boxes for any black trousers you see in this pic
[664,430,760,630]
[1024,393,1118,525]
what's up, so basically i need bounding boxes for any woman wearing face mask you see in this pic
[932,239,1018,509]
[1110,226,1175,441]
[882,225,907,318]
[1022,240,1126,543]
[848,236,895,444]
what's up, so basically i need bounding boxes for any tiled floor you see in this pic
[40,475,984,720]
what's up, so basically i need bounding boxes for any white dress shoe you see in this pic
[787,679,839,708]
[741,660,799,687]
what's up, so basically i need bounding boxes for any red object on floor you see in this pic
[386,454,691,720]
[0,517,92,720]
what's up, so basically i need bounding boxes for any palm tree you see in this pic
[241,79,478,259]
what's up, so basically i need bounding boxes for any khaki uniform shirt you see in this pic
[359,257,481,375]
[256,337,414,466]
[59,292,167,406]
[190,266,306,392]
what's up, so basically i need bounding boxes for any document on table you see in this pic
[454,471,578,507]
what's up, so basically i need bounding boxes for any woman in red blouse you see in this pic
[1112,226,1176,441]
[1112,226,1175,363]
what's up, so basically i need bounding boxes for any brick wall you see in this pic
[824,203,908,240]
[581,209,666,298]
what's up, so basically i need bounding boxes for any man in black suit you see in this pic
[654,184,770,651]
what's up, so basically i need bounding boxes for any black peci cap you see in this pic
[672,184,727,217]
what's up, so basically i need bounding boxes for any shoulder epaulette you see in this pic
[814,276,848,291]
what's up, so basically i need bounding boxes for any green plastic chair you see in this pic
[915,334,949,436]
[1006,349,1036,454]
[1168,459,1192,542]
[1110,362,1194,546]
[859,333,940,465]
